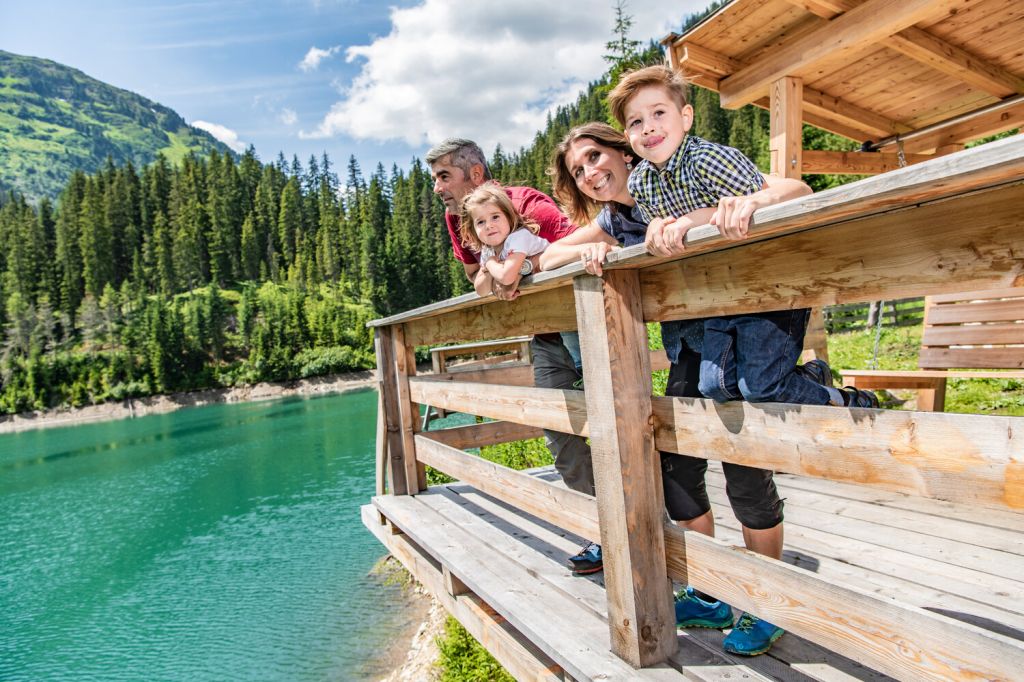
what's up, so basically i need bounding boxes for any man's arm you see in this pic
[463,261,479,281]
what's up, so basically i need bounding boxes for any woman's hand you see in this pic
[579,241,618,276]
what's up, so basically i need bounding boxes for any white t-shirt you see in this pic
[479,228,550,267]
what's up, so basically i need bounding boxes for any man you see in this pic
[426,138,603,575]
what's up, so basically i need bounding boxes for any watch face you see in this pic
[519,259,533,276]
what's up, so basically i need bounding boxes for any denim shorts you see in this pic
[660,349,783,529]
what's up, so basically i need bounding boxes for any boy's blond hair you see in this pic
[458,182,539,251]
[607,65,689,127]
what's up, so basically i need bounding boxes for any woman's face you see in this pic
[565,138,633,205]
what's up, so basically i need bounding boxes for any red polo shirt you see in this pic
[446,185,577,265]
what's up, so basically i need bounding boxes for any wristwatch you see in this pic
[519,258,534,276]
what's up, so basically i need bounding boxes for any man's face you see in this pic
[430,157,478,212]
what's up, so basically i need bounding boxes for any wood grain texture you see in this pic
[421,420,545,450]
[801,149,931,174]
[422,362,535,387]
[574,271,677,666]
[718,0,962,108]
[409,378,589,437]
[771,76,803,178]
[414,435,599,541]
[360,504,565,681]
[639,181,1024,324]
[375,327,408,496]
[393,324,425,493]
[663,523,1024,681]
[652,395,1024,510]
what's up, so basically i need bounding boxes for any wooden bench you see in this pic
[841,288,1024,411]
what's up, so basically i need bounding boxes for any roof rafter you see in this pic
[718,0,966,109]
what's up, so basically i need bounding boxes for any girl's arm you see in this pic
[485,251,528,286]
[711,175,811,240]
[473,265,495,297]
[539,223,618,271]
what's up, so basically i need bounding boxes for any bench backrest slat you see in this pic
[918,289,1024,370]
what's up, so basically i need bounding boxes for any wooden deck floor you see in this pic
[363,464,1024,681]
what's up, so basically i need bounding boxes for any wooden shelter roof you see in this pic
[665,0,1024,154]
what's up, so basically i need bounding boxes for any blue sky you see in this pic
[1,0,703,176]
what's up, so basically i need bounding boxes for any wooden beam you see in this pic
[801,149,931,174]
[719,0,963,109]
[375,327,409,496]
[663,524,1024,681]
[409,378,589,437]
[421,420,545,451]
[770,76,803,178]
[651,396,1024,510]
[680,41,907,138]
[414,435,599,541]
[639,180,1024,323]
[393,324,425,493]
[422,363,534,387]
[888,27,1024,99]
[901,99,1024,154]
[574,271,676,667]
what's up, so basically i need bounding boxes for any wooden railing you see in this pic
[369,135,1024,679]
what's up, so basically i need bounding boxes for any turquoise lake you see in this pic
[0,390,415,681]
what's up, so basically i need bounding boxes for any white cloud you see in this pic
[280,108,298,125]
[299,45,342,72]
[300,0,705,154]
[192,120,247,153]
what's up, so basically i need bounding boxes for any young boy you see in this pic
[607,65,878,657]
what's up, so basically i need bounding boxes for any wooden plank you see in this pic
[574,271,677,666]
[926,298,1024,325]
[375,387,386,496]
[801,87,909,139]
[887,27,1024,98]
[919,346,1024,370]
[432,336,533,355]
[369,136,1024,334]
[929,287,1024,304]
[421,420,545,450]
[901,99,1024,154]
[409,378,589,437]
[393,324,425,493]
[922,322,1024,346]
[651,395,1024,510]
[360,504,566,681]
[843,369,1024,381]
[718,0,962,108]
[662,523,1024,681]
[414,435,600,541]
[423,363,534,387]
[375,327,409,496]
[771,76,804,178]
[801,150,931,175]
[373,494,679,682]
[639,180,1024,325]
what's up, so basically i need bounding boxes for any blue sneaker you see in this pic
[674,587,734,629]
[723,612,785,656]
[568,542,602,575]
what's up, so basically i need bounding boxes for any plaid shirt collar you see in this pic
[636,133,695,178]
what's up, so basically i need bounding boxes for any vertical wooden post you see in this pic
[801,307,830,363]
[770,76,803,179]
[574,271,677,667]
[393,323,426,493]
[375,326,409,496]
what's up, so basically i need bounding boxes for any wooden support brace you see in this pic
[573,271,676,667]
[393,324,426,493]
[770,76,803,178]
[375,327,409,496]
[443,565,471,597]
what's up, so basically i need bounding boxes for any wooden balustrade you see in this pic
[367,136,1024,680]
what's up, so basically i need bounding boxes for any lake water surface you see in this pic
[1,390,413,681]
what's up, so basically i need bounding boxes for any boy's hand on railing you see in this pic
[711,194,761,240]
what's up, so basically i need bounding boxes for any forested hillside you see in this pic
[0,50,233,202]
[0,5,864,414]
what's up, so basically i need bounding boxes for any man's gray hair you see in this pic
[425,138,492,180]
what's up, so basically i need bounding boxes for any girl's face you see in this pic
[565,138,634,206]
[471,201,512,247]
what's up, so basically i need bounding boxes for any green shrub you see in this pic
[435,616,514,682]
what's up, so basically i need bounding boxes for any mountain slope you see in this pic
[0,50,233,202]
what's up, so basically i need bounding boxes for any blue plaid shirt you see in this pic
[629,135,765,224]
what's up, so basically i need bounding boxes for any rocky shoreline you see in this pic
[0,370,377,434]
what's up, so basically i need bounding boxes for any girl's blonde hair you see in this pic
[548,122,634,226]
[458,182,539,251]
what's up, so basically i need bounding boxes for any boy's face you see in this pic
[623,86,693,169]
